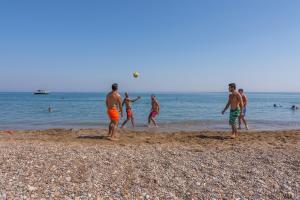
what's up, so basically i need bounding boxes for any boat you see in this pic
[34,90,49,95]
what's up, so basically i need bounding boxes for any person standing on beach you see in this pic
[222,83,244,138]
[121,92,141,128]
[238,89,249,130]
[148,95,160,127]
[106,83,123,140]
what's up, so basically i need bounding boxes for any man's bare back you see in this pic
[241,94,247,106]
[106,91,122,110]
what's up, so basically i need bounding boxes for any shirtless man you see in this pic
[106,83,123,140]
[238,89,249,130]
[148,95,160,127]
[222,83,244,138]
[121,92,141,128]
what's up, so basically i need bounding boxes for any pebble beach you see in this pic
[0,129,299,200]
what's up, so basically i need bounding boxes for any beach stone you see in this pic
[0,192,7,200]
[66,177,72,182]
[27,185,37,191]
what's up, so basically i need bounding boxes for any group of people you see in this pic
[105,82,249,140]
[273,104,298,110]
[106,83,160,140]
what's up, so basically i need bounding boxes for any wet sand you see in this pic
[0,128,299,199]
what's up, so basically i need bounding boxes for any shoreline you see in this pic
[2,120,300,133]
[0,129,299,199]
[1,128,300,144]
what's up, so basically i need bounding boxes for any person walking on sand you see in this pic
[121,92,141,128]
[222,83,244,138]
[238,89,249,130]
[148,95,160,127]
[106,83,123,140]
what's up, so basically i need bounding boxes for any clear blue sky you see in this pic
[0,0,299,92]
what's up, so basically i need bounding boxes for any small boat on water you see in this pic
[34,90,49,95]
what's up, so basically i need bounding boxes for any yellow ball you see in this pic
[133,72,139,78]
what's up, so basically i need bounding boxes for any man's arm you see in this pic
[106,96,109,108]
[156,100,160,114]
[222,96,230,115]
[122,99,126,107]
[244,95,248,106]
[238,94,244,115]
[131,96,141,102]
[118,95,123,117]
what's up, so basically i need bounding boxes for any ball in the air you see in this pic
[133,72,139,78]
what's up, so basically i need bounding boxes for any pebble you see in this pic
[27,185,37,191]
[66,177,72,182]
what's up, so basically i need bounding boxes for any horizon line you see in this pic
[1,90,300,94]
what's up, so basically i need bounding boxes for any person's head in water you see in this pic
[274,104,277,107]
[228,83,236,92]
[125,92,129,98]
[238,88,244,95]
[112,83,118,91]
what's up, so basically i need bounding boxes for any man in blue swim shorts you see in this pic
[238,89,249,130]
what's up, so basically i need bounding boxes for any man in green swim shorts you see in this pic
[222,83,244,138]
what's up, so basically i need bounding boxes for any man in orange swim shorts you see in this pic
[106,83,123,140]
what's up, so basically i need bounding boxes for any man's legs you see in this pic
[238,116,242,130]
[148,113,152,126]
[110,120,119,140]
[108,121,114,137]
[150,117,158,127]
[131,117,135,128]
[148,112,158,127]
[121,118,129,128]
[243,118,248,130]
[242,116,248,129]
[229,110,239,138]
[238,116,248,130]
[230,124,237,138]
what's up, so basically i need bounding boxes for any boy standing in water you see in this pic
[238,89,249,130]
[121,92,141,128]
[106,83,123,140]
[222,83,244,138]
[148,95,160,127]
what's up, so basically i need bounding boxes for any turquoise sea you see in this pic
[0,92,300,131]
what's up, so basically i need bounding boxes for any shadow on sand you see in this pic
[77,135,108,140]
[196,134,231,140]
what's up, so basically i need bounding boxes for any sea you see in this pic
[0,92,300,131]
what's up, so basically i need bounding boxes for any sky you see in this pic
[0,0,299,92]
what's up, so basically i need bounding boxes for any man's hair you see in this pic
[238,88,244,92]
[112,83,118,91]
[229,83,236,90]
